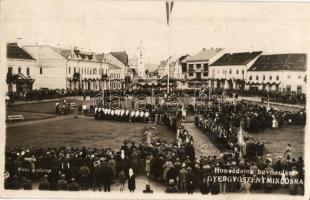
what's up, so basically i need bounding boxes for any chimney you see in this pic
[202,48,206,51]
[16,38,22,48]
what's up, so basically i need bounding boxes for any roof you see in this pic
[248,54,307,71]
[187,48,223,62]
[210,51,262,66]
[178,54,190,62]
[109,63,122,70]
[52,47,71,58]
[7,43,36,60]
[111,51,128,66]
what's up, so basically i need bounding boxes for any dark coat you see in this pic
[128,175,136,191]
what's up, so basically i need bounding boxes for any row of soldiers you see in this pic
[94,107,151,123]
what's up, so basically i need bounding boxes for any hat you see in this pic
[145,112,150,117]
[61,174,66,178]
[169,179,174,184]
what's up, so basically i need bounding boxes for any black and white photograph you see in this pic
[0,0,309,199]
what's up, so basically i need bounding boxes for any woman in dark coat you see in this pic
[128,168,136,192]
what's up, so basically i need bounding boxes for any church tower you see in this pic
[137,41,145,78]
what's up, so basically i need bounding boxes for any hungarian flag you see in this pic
[166,1,174,25]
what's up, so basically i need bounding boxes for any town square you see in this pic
[1,0,308,198]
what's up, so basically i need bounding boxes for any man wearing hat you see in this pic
[57,174,68,190]
[166,179,179,193]
[68,178,80,191]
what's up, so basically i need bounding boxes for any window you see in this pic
[242,70,244,75]
[181,63,187,72]
[286,85,291,92]
[270,76,272,80]
[196,72,201,79]
[249,75,252,80]
[74,67,76,74]
[298,75,302,79]
[18,67,21,74]
[217,70,219,74]
[203,72,208,77]
[263,75,265,80]
[69,67,71,74]
[203,64,208,71]
[189,64,194,71]
[189,72,193,76]
[256,75,259,80]
[297,85,302,94]
[196,64,201,68]
[93,68,97,75]
[236,70,239,75]
[229,69,232,74]
[8,67,13,74]
[287,75,291,79]
[276,76,279,80]
[26,68,30,76]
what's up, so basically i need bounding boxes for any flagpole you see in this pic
[167,15,171,94]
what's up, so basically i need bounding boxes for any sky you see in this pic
[1,0,310,63]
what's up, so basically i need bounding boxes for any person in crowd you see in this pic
[68,178,80,191]
[143,184,153,193]
[57,174,68,191]
[179,164,187,193]
[101,160,113,192]
[21,176,32,190]
[118,170,126,192]
[166,179,179,193]
[79,162,90,190]
[38,175,50,190]
[128,168,136,193]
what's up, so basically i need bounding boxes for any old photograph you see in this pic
[0,0,309,199]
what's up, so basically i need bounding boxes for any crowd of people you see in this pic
[5,114,305,195]
[4,117,196,193]
[196,101,305,133]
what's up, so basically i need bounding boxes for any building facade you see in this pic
[23,45,109,91]
[105,52,128,90]
[209,51,262,90]
[183,48,223,89]
[6,43,37,96]
[246,54,307,93]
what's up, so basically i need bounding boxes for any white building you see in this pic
[184,48,223,89]
[6,43,37,95]
[129,42,146,79]
[246,54,307,93]
[105,52,128,90]
[209,51,262,90]
[23,45,109,91]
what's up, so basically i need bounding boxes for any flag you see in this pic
[166,1,174,25]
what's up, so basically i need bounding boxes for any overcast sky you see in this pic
[2,0,310,63]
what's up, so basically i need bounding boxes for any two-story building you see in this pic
[209,51,262,90]
[23,45,109,91]
[105,52,129,90]
[184,48,223,89]
[6,43,36,96]
[246,54,307,93]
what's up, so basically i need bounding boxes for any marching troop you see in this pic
[94,107,151,123]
